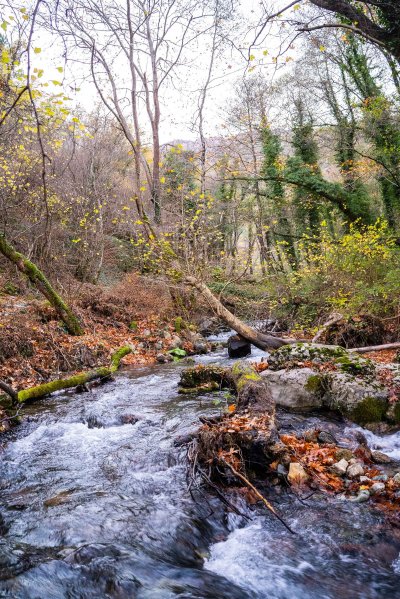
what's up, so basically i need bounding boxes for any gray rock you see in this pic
[370,482,385,494]
[227,335,251,358]
[156,353,167,363]
[392,473,400,484]
[332,459,349,476]
[373,474,388,482]
[350,490,370,503]
[261,368,324,410]
[193,341,208,354]
[327,372,389,424]
[142,329,151,337]
[347,463,364,479]
[371,450,392,464]
[318,431,338,444]
[169,335,182,349]
[154,341,163,351]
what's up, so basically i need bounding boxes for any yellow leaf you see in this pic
[34,47,41,54]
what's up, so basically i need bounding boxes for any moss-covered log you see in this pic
[15,346,132,403]
[0,234,83,336]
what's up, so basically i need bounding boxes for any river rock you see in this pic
[156,353,173,363]
[169,335,182,349]
[227,335,251,358]
[318,431,338,444]
[261,368,324,410]
[327,373,389,425]
[371,450,392,464]
[332,459,349,476]
[288,462,308,485]
[370,482,385,494]
[350,490,370,503]
[392,473,400,484]
[193,340,208,354]
[347,463,364,479]
[268,343,375,376]
[336,449,354,462]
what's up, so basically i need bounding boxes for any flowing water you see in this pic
[1,339,400,598]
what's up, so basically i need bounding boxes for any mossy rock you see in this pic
[305,374,327,396]
[348,396,389,425]
[268,343,374,378]
[179,365,229,389]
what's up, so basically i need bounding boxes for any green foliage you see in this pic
[266,219,400,326]
[168,347,187,361]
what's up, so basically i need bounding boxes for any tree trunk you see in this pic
[1,346,132,404]
[0,234,84,336]
[184,275,296,350]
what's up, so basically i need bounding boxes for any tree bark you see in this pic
[0,234,84,336]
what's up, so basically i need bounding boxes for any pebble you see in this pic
[350,490,370,503]
[347,463,364,479]
[370,482,385,495]
[332,459,349,476]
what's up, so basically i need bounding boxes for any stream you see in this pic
[1,338,400,598]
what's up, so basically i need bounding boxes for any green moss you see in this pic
[392,402,400,423]
[129,321,138,331]
[110,346,132,371]
[349,396,388,425]
[305,374,326,395]
[174,317,186,333]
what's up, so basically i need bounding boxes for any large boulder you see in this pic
[327,373,389,425]
[227,334,251,358]
[262,368,325,410]
[260,366,390,425]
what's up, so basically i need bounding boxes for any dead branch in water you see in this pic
[220,458,295,535]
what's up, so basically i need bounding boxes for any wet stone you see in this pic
[332,459,349,476]
[347,463,364,479]
[370,482,385,495]
[371,450,392,464]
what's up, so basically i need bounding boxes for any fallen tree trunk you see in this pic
[351,342,400,354]
[1,346,132,404]
[184,275,297,350]
[0,234,84,336]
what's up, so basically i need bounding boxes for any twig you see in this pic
[220,458,295,534]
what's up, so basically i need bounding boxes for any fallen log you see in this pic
[184,275,298,351]
[350,342,400,354]
[1,346,132,404]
